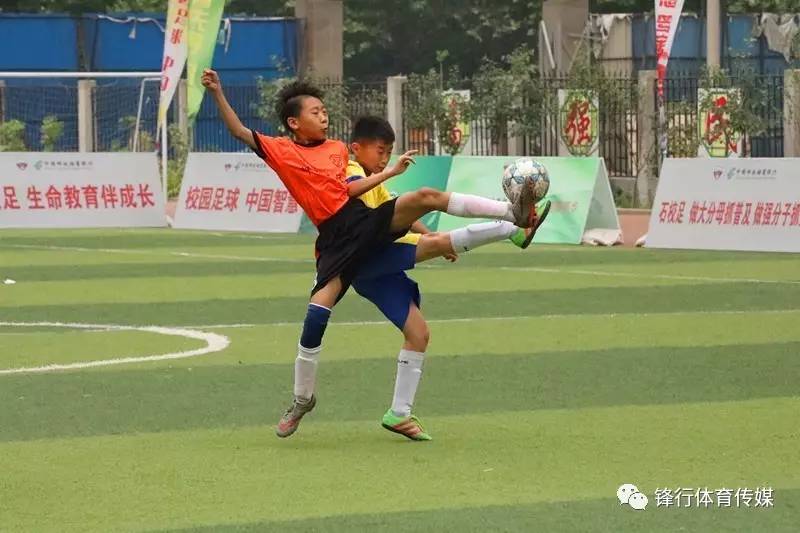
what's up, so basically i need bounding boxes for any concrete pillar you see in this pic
[177,78,189,146]
[386,76,406,153]
[785,70,800,157]
[707,0,721,68]
[294,0,343,80]
[77,79,95,152]
[637,70,657,208]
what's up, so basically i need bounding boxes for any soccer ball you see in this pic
[501,157,550,204]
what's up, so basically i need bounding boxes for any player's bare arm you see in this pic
[201,68,256,150]
[347,150,418,198]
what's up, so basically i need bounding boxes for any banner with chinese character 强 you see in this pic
[697,88,744,158]
[655,0,685,97]
[557,89,599,157]
[158,0,189,124]
[437,157,620,245]
[647,158,800,252]
[173,153,303,232]
[0,153,165,228]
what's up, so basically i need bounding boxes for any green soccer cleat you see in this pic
[276,395,316,438]
[381,409,432,441]
[509,199,552,250]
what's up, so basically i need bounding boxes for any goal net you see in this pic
[0,72,162,153]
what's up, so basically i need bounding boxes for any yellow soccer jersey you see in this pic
[346,160,420,245]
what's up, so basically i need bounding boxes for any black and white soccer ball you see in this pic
[501,157,550,204]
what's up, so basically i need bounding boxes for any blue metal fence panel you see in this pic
[0,14,79,71]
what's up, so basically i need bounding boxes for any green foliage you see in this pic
[612,184,634,208]
[343,0,541,78]
[403,67,472,155]
[40,115,64,152]
[166,124,188,199]
[0,120,26,151]
[113,115,155,152]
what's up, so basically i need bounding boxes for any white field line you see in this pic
[4,243,797,283]
[185,308,800,330]
[1,243,313,263]
[499,266,800,285]
[0,322,230,375]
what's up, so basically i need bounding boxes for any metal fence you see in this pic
[658,74,784,163]
[321,80,387,143]
[524,75,640,177]
[400,74,640,177]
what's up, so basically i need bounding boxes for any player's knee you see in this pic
[415,187,443,208]
[405,323,430,351]
[300,303,331,349]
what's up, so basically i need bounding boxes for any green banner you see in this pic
[186,0,225,123]
[385,155,452,229]
[437,156,602,244]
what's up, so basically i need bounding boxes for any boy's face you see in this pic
[351,139,393,174]
[287,96,328,141]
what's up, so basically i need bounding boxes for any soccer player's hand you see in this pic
[443,252,458,262]
[388,150,418,176]
[201,69,221,92]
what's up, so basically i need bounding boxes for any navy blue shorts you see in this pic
[352,242,420,330]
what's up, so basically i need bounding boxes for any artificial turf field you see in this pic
[1,228,799,532]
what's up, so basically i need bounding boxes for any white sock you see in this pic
[391,349,425,417]
[449,221,518,253]
[446,192,515,222]
[294,344,320,401]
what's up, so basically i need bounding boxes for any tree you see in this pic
[343,0,541,78]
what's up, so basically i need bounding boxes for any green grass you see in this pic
[1,229,798,532]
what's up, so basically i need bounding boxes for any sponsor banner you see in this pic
[647,158,800,252]
[158,0,189,124]
[173,153,303,232]
[0,153,165,228]
[437,156,619,244]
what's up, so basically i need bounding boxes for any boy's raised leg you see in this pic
[390,184,541,234]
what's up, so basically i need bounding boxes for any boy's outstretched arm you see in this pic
[347,150,418,198]
[201,68,256,150]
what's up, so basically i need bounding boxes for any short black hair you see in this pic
[351,115,395,144]
[275,81,325,131]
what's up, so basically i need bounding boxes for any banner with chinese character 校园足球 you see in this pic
[173,153,304,233]
[647,158,800,252]
[0,153,165,228]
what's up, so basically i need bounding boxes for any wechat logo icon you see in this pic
[618,483,648,511]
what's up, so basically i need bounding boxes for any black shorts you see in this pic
[312,197,407,301]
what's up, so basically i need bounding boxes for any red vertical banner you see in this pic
[655,0,685,97]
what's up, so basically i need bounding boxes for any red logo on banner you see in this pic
[224,163,232,172]
[713,170,723,180]
[17,162,27,170]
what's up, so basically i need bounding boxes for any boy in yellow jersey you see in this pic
[346,117,551,441]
